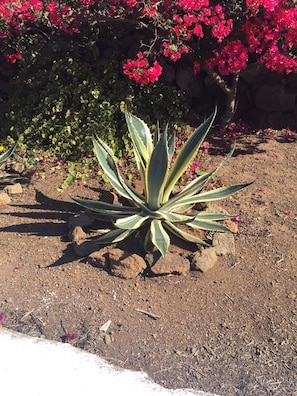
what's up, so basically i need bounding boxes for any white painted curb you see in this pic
[0,327,220,396]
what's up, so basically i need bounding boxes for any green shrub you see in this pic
[0,33,188,161]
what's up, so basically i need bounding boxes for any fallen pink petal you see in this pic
[62,333,80,343]
[0,313,6,325]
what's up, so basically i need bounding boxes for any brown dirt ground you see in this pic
[0,131,296,396]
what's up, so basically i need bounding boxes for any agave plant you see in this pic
[0,145,16,181]
[73,108,252,256]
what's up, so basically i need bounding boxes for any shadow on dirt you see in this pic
[208,128,296,156]
[0,190,82,267]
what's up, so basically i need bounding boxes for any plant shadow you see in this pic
[0,189,83,267]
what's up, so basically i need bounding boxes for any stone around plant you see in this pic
[0,192,11,205]
[109,248,147,279]
[87,247,110,269]
[12,162,25,174]
[70,226,87,243]
[223,219,238,234]
[191,247,218,273]
[147,251,190,276]
[212,232,235,256]
[4,183,23,194]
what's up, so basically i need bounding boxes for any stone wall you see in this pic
[159,59,297,130]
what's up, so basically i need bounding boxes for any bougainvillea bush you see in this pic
[1,1,296,78]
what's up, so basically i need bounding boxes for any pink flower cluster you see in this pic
[0,0,42,25]
[206,40,249,75]
[0,0,82,33]
[123,52,162,86]
[169,4,233,43]
[6,51,22,63]
[0,0,296,79]
[242,2,297,74]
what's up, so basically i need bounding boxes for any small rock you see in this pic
[205,203,229,215]
[4,183,22,194]
[104,334,112,345]
[287,292,296,300]
[191,247,218,272]
[109,248,147,279]
[12,162,25,174]
[148,252,190,276]
[223,219,238,233]
[70,226,87,243]
[212,232,235,256]
[87,247,110,269]
[68,212,95,229]
[0,192,11,205]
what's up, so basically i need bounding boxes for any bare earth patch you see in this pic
[0,133,296,396]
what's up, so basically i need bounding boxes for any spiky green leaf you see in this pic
[72,197,140,215]
[151,219,170,257]
[168,182,254,209]
[145,127,170,210]
[93,228,135,244]
[195,212,235,221]
[188,218,232,233]
[92,137,130,200]
[163,222,209,246]
[153,121,161,146]
[163,110,216,200]
[115,213,149,230]
[168,129,176,162]
[125,109,153,165]
[156,209,195,223]
[162,144,236,211]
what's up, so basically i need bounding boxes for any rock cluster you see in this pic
[68,205,238,279]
